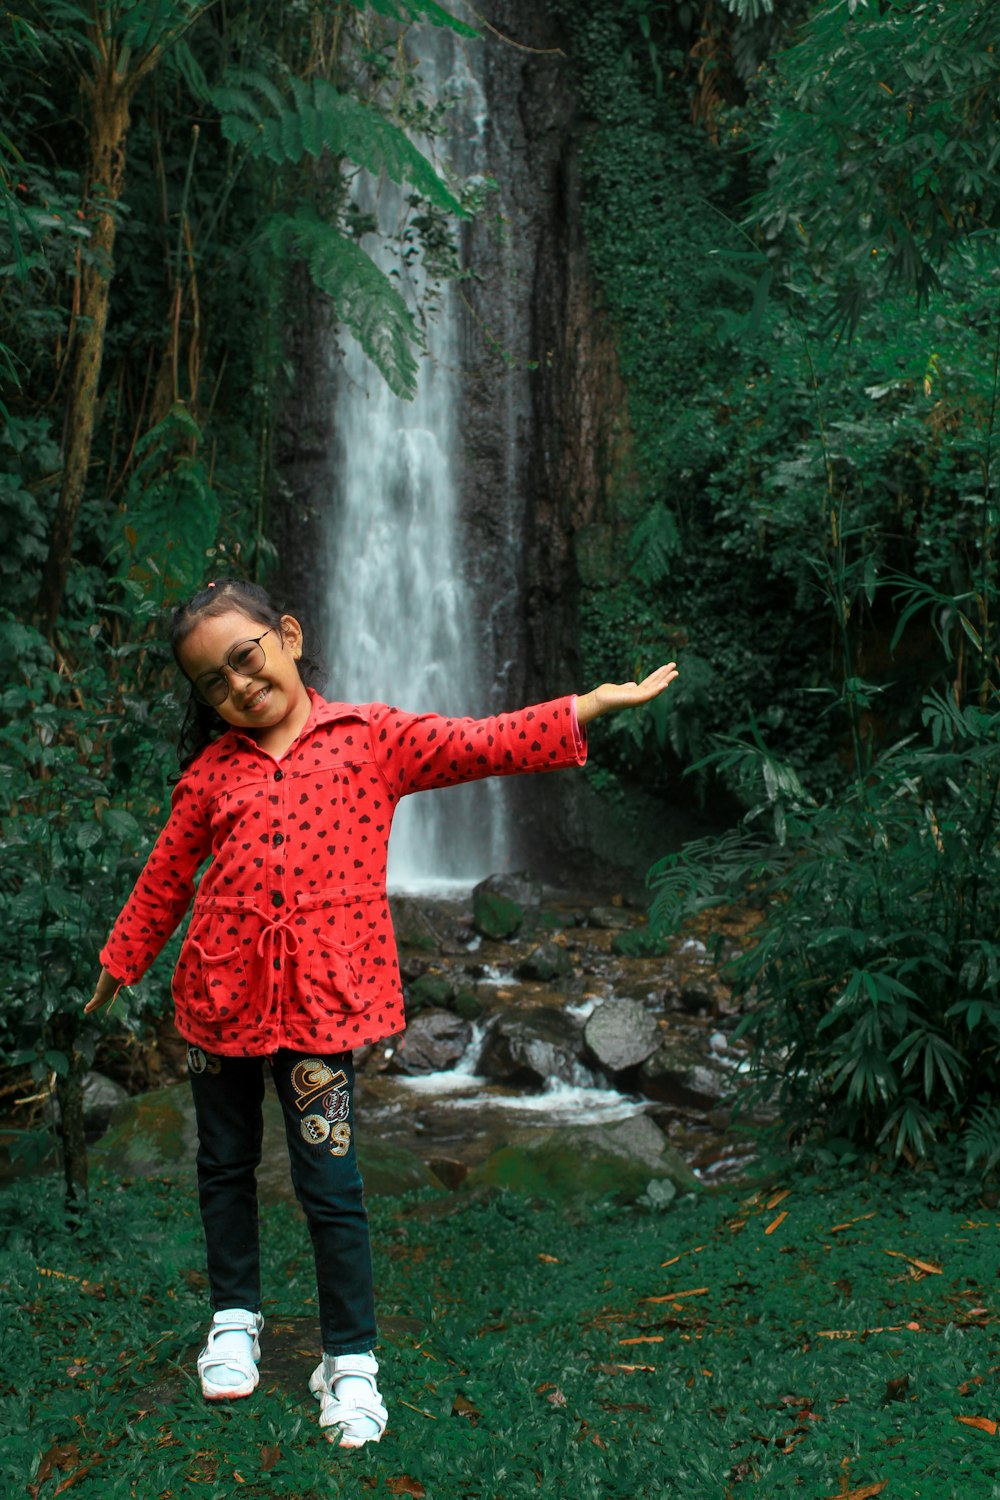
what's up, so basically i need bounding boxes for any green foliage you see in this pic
[751,0,1000,335]
[0,603,179,1077]
[563,0,1000,1164]
[649,688,1000,1165]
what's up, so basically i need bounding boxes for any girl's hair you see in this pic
[171,578,324,768]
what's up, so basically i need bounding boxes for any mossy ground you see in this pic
[2,1162,998,1498]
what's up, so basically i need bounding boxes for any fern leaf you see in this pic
[964,1101,1000,1175]
[212,70,464,216]
[266,210,420,399]
[342,0,479,37]
[276,109,304,167]
[629,501,681,586]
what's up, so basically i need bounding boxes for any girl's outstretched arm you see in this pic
[576,662,679,725]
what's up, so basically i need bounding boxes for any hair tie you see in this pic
[207,581,216,589]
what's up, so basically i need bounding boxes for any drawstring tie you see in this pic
[256,912,301,1022]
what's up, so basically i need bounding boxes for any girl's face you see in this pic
[177,607,311,741]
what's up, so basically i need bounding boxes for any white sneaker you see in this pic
[197,1309,263,1400]
[308,1351,388,1448]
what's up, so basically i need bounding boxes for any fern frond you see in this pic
[266,210,420,399]
[213,72,463,215]
[629,500,681,586]
[647,827,764,935]
[964,1101,1000,1176]
[342,0,479,37]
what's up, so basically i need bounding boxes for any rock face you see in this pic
[584,998,661,1073]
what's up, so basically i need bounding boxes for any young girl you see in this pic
[85,577,678,1449]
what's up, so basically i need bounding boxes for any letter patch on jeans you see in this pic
[290,1058,348,1112]
[293,1057,351,1155]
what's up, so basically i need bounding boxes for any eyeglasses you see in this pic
[192,630,275,706]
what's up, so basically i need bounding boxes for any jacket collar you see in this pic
[204,689,368,765]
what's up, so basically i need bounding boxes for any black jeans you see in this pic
[186,1046,376,1356]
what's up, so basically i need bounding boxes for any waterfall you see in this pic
[325,29,511,891]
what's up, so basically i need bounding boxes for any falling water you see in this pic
[325,30,510,890]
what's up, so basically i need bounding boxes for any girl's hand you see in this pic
[576,663,679,726]
[84,967,121,1015]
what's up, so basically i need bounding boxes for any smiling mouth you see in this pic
[242,686,270,712]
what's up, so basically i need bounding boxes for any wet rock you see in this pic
[387,1008,472,1075]
[584,998,661,1073]
[472,880,524,940]
[466,1113,698,1206]
[452,989,485,1021]
[478,1008,593,1087]
[82,1072,130,1136]
[406,971,454,1014]
[390,894,441,952]
[470,876,542,930]
[514,941,572,982]
[678,981,716,1016]
[425,1156,470,1190]
[638,1038,731,1108]
[584,905,627,930]
[482,871,544,908]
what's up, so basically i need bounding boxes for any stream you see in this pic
[0,885,762,1199]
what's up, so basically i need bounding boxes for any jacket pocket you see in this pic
[177,909,253,1024]
[305,890,385,1015]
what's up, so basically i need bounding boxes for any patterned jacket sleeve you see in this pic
[368,695,586,800]
[99,771,213,984]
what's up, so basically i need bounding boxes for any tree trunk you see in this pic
[51,1013,89,1211]
[38,61,133,635]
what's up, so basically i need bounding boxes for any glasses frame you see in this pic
[192,628,276,707]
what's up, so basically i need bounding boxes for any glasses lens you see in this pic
[197,675,229,707]
[227,640,266,677]
[193,637,267,707]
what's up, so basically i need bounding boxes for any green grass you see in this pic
[2,1163,998,1498]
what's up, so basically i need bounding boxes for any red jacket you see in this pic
[101,690,586,1055]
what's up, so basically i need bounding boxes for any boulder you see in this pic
[466,1113,699,1206]
[389,894,440,952]
[82,1072,130,1136]
[452,988,485,1021]
[472,878,525,940]
[514,941,572,983]
[477,1008,593,1087]
[406,971,454,1014]
[638,1037,731,1108]
[584,905,627,930]
[480,871,544,908]
[584,997,661,1073]
[387,1008,472,1075]
[471,872,544,940]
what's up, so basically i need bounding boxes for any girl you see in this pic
[85,577,678,1450]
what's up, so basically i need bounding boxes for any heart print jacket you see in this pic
[100,690,586,1055]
